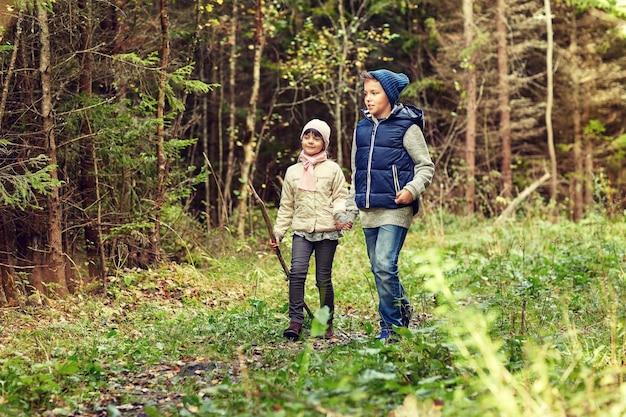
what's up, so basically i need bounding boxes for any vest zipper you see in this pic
[366,123,378,208]
[392,164,400,193]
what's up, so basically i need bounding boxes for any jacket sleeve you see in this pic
[330,164,348,223]
[403,124,435,199]
[345,130,360,215]
[273,169,295,242]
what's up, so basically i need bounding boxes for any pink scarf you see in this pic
[297,151,327,191]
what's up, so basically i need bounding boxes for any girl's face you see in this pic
[363,79,392,119]
[301,131,325,156]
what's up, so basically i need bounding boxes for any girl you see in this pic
[272,119,353,341]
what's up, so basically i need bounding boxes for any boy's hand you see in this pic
[394,189,413,205]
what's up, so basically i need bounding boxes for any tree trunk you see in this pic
[30,240,46,298]
[583,88,593,208]
[38,0,68,297]
[0,8,22,132]
[569,16,583,221]
[151,0,171,264]
[236,0,265,238]
[0,222,19,306]
[496,172,551,223]
[199,53,212,232]
[333,0,349,167]
[463,0,477,215]
[497,0,512,200]
[0,10,22,305]
[214,51,226,227]
[0,275,6,306]
[209,54,224,228]
[77,0,104,283]
[545,0,558,207]
[222,0,238,226]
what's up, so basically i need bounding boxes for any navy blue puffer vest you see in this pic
[354,104,423,212]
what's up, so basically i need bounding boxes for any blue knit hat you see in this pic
[369,69,409,106]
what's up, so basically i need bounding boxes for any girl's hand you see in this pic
[270,239,279,249]
[335,220,353,231]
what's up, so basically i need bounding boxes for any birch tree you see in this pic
[236,0,265,238]
[545,0,558,204]
[497,0,512,200]
[222,0,239,227]
[463,0,477,215]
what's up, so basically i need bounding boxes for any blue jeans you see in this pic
[363,225,409,330]
[288,235,338,324]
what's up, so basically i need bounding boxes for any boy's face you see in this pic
[363,79,392,119]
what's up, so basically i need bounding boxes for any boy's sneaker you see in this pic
[376,328,395,341]
[401,304,413,328]
[283,322,302,341]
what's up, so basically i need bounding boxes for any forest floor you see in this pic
[1,213,625,416]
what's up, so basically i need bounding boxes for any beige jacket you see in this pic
[274,159,348,242]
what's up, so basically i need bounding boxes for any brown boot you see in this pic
[324,324,334,340]
[283,322,302,341]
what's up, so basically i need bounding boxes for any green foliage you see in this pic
[169,64,218,95]
[166,64,217,112]
[310,305,330,338]
[584,118,606,136]
[54,58,207,269]
[0,214,625,416]
[0,146,62,209]
[115,52,160,67]
[112,53,215,113]
[612,133,626,149]
[565,0,626,18]
[280,14,398,101]
[158,202,211,266]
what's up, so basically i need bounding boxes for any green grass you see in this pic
[0,211,625,416]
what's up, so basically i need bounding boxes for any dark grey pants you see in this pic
[288,235,338,324]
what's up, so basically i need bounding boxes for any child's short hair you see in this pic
[302,128,323,138]
[360,70,376,82]
[361,69,409,106]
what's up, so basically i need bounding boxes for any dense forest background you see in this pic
[0,0,625,303]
